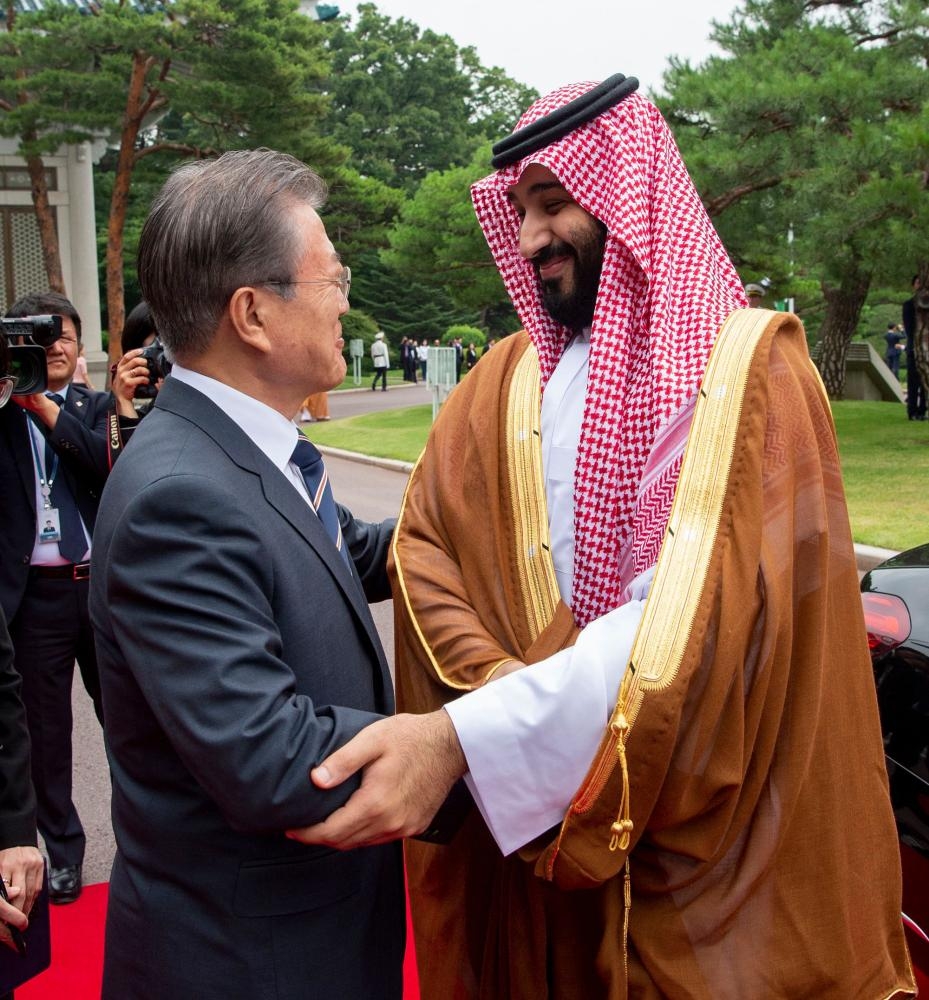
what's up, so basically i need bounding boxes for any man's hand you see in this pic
[14,392,60,429]
[0,845,44,950]
[286,710,467,850]
[111,348,148,418]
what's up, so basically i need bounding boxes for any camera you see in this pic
[136,338,172,399]
[0,314,62,395]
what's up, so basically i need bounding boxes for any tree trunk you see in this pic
[105,52,154,365]
[16,64,64,292]
[817,269,872,400]
[24,147,65,293]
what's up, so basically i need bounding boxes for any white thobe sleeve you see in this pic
[445,583,649,857]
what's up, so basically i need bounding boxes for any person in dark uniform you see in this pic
[0,292,111,906]
[902,275,927,420]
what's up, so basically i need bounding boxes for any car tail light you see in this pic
[861,592,912,657]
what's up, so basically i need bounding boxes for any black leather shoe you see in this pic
[49,864,82,905]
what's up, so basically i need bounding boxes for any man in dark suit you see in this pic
[0,292,109,907]
[89,149,425,999]
[0,333,45,980]
[902,274,927,420]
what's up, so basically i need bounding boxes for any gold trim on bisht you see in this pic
[390,450,463,682]
[565,309,774,852]
[506,346,560,643]
[609,307,771,849]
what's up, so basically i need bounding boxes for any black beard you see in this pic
[535,223,607,331]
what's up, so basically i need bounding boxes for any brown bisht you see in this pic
[390,311,915,999]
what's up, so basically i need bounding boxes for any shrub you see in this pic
[442,324,486,348]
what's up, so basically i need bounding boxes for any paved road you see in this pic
[326,380,432,419]
[71,414,414,887]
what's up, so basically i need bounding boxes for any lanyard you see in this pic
[27,418,60,511]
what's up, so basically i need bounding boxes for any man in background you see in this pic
[90,148,407,999]
[902,274,927,420]
[371,329,390,391]
[295,76,914,999]
[0,292,109,906]
[884,321,905,378]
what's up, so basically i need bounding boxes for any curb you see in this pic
[854,544,898,573]
[332,382,424,396]
[320,447,896,574]
[316,444,415,475]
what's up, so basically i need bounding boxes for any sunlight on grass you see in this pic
[305,400,929,552]
[303,404,432,463]
[832,401,929,551]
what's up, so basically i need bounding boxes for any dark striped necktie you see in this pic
[290,438,351,569]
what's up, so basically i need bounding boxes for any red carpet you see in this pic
[18,882,108,1000]
[18,881,421,999]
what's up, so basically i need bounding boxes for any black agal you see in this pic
[491,74,639,169]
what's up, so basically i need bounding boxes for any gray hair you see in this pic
[137,149,328,359]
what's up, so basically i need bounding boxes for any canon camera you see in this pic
[135,338,172,399]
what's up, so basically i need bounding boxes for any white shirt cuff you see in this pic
[445,598,645,855]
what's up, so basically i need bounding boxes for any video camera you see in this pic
[135,338,172,399]
[0,314,62,395]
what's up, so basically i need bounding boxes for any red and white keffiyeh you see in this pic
[472,84,746,626]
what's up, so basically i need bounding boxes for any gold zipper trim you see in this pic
[567,310,775,842]
[506,347,560,642]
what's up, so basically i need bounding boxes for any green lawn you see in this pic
[305,400,929,552]
[304,404,433,463]
[832,401,929,551]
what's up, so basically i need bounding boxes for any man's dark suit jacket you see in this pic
[0,383,112,622]
[0,608,36,851]
[89,378,404,1000]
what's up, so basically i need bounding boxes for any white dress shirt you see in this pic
[446,338,650,855]
[170,367,315,509]
[29,383,91,565]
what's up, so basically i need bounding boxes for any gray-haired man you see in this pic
[90,149,404,999]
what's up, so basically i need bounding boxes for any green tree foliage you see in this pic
[321,166,405,260]
[382,143,512,323]
[348,249,479,343]
[1,0,341,352]
[319,3,535,192]
[443,324,486,348]
[659,0,929,398]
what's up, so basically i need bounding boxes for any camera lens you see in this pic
[8,345,48,395]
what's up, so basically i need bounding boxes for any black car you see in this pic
[861,543,929,992]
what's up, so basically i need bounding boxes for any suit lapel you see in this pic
[58,385,98,526]
[154,380,388,671]
[2,405,39,517]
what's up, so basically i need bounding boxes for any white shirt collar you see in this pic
[169,366,300,473]
[46,383,70,401]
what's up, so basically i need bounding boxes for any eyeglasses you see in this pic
[262,266,351,301]
[49,336,78,349]
[0,375,15,408]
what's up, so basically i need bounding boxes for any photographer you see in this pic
[0,291,110,906]
[108,302,169,451]
[0,333,44,983]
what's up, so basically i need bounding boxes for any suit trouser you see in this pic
[8,573,103,868]
[372,367,388,390]
[906,352,926,417]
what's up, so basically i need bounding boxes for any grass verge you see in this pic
[305,400,929,552]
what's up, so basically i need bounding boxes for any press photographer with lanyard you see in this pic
[1,292,111,907]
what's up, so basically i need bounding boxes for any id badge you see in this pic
[39,509,62,542]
